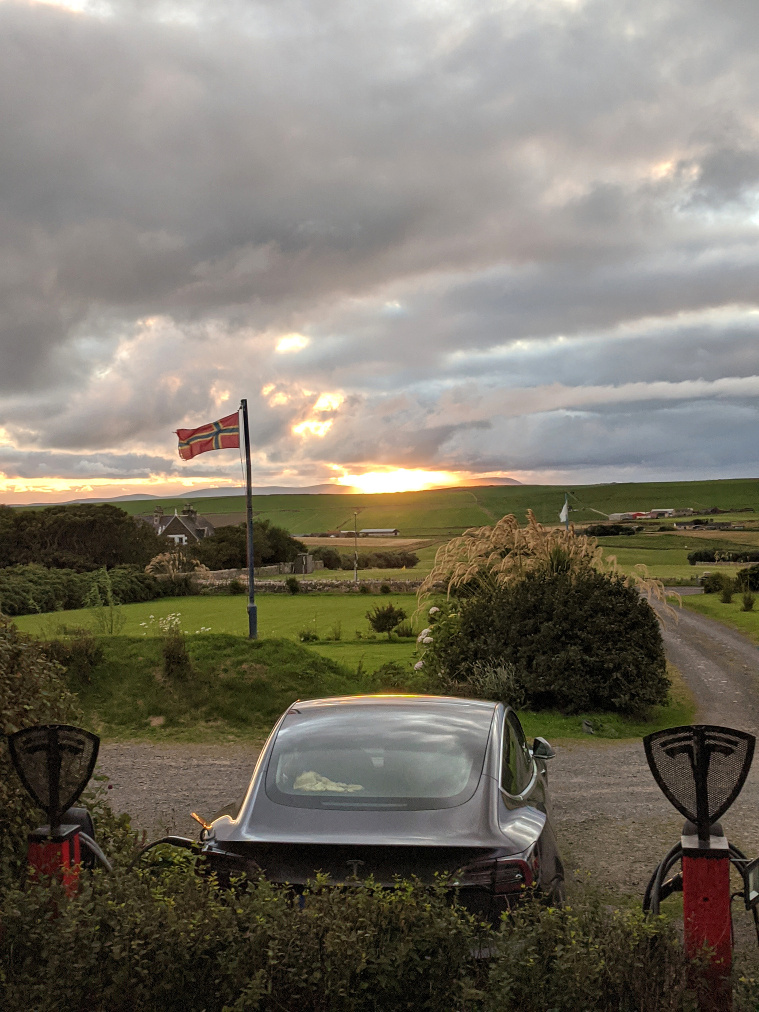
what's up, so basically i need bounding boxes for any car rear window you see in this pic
[264,703,494,811]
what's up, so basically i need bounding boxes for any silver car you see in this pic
[201,694,564,920]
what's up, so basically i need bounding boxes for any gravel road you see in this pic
[98,597,759,909]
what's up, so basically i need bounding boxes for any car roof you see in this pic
[287,694,499,715]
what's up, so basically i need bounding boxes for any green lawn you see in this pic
[80,477,759,535]
[681,593,759,645]
[13,591,421,640]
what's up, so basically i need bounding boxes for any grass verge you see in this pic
[681,592,759,644]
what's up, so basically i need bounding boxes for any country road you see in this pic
[98,598,759,912]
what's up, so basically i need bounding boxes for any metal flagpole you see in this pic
[241,399,257,639]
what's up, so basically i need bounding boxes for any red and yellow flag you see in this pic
[176,411,240,460]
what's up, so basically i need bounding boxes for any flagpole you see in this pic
[241,398,257,639]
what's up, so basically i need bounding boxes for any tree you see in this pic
[0,504,164,572]
[193,521,306,570]
[366,604,407,640]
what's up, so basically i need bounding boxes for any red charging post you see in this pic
[682,824,732,1009]
[27,825,81,897]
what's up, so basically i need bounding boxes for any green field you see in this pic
[13,591,423,647]
[79,477,759,537]
[681,593,759,644]
[13,590,695,743]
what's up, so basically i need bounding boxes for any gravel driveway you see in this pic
[98,598,759,911]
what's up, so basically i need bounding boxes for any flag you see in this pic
[559,500,569,524]
[177,411,240,460]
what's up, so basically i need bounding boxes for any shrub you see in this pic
[366,604,408,639]
[0,620,82,877]
[298,628,319,642]
[424,570,669,716]
[701,572,727,593]
[228,577,246,595]
[0,871,715,1011]
[741,590,755,612]
[159,614,192,680]
[737,563,759,592]
[359,584,370,594]
[720,579,734,604]
[285,576,301,594]
[380,582,392,594]
[311,547,342,570]
[39,630,104,683]
[394,620,414,638]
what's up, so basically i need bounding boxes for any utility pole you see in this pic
[353,510,358,585]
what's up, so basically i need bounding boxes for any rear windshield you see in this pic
[265,703,494,811]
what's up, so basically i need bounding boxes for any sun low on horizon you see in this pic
[334,468,462,495]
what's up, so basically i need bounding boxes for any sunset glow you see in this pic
[335,468,461,494]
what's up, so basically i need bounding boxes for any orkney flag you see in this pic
[177,411,240,460]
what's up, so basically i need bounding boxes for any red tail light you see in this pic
[455,855,537,894]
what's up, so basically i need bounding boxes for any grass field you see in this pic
[88,477,759,536]
[13,592,424,645]
[13,590,695,743]
[681,593,759,645]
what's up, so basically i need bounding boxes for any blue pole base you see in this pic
[248,603,258,640]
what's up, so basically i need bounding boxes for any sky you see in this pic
[2,0,759,502]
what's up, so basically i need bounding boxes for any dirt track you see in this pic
[98,598,759,908]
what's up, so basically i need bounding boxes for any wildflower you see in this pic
[414,660,424,670]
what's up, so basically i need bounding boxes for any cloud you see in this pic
[1,0,759,495]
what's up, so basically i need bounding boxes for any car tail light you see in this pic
[455,855,536,894]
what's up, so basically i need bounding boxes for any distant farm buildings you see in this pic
[339,528,400,537]
[607,508,694,522]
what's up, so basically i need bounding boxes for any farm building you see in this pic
[143,504,215,545]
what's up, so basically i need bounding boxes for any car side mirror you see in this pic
[532,736,555,760]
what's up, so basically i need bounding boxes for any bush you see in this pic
[366,604,407,639]
[285,576,300,594]
[0,619,82,877]
[720,581,734,603]
[39,630,104,683]
[311,547,342,570]
[701,572,727,593]
[228,578,246,595]
[424,570,669,716]
[737,563,759,592]
[380,583,392,594]
[159,614,192,680]
[742,590,755,612]
[298,628,319,642]
[0,871,716,1011]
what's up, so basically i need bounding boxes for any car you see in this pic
[199,694,564,921]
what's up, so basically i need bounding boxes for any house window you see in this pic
[169,534,187,546]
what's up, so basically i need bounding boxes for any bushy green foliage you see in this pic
[701,571,729,594]
[688,548,759,565]
[0,867,720,1011]
[0,563,183,617]
[366,604,407,639]
[194,520,307,570]
[341,551,419,571]
[737,563,759,592]
[583,524,639,536]
[423,570,669,716]
[0,503,163,571]
[311,546,342,569]
[0,620,82,876]
[39,629,104,683]
[482,895,701,1012]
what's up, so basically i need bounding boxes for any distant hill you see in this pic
[16,478,759,539]
[20,483,360,508]
[107,477,759,537]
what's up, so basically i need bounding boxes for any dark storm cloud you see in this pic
[1,0,759,486]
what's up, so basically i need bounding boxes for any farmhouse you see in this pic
[338,528,401,537]
[145,504,215,546]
